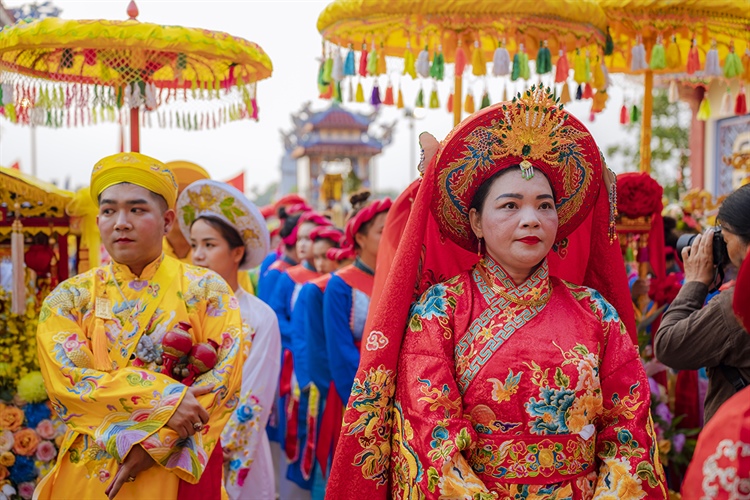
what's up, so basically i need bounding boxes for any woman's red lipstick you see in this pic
[518,236,541,245]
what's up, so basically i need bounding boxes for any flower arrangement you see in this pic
[0,374,66,499]
[617,172,664,219]
[649,274,683,307]
[0,289,41,401]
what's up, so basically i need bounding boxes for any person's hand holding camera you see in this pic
[682,230,716,286]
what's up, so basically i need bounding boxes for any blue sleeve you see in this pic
[290,284,312,389]
[258,267,281,304]
[269,273,294,350]
[323,275,359,403]
[259,252,277,279]
[306,286,330,395]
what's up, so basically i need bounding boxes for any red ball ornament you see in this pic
[181,339,219,386]
[24,244,55,275]
[161,322,193,380]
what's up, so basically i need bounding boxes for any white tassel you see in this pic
[144,83,157,110]
[1,83,13,105]
[332,48,344,82]
[720,89,733,116]
[124,84,132,108]
[11,219,25,316]
[602,63,612,89]
[631,42,648,71]
[704,45,722,76]
[416,47,430,78]
[668,80,679,103]
[492,45,511,76]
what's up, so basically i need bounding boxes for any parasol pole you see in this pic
[453,73,462,126]
[639,69,653,173]
[130,107,140,153]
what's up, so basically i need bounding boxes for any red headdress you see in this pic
[328,87,637,496]
[331,198,393,262]
[281,210,330,246]
[326,246,354,262]
[310,225,344,245]
[274,193,307,211]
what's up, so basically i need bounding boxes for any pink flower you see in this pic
[35,440,57,462]
[36,420,56,440]
[18,482,35,500]
[0,430,13,453]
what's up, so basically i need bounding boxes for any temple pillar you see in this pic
[679,85,706,190]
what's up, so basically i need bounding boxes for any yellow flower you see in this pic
[0,452,14,467]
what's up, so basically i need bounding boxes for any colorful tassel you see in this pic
[332,81,342,103]
[429,88,440,108]
[592,57,605,89]
[323,56,333,83]
[605,27,614,56]
[447,92,454,113]
[686,40,701,74]
[416,46,430,78]
[573,49,587,83]
[620,104,629,124]
[403,43,416,78]
[332,50,344,82]
[704,41,722,77]
[396,86,404,109]
[666,36,682,70]
[736,85,747,115]
[430,48,445,80]
[668,80,679,104]
[591,90,608,113]
[631,39,648,71]
[720,89,733,116]
[472,41,487,76]
[383,84,394,105]
[649,38,666,70]
[377,45,387,75]
[367,42,379,76]
[454,42,467,75]
[560,82,571,104]
[724,45,744,79]
[743,49,750,82]
[575,84,583,100]
[583,83,594,99]
[697,95,711,121]
[464,93,475,113]
[348,79,354,102]
[631,104,640,123]
[358,44,368,77]
[370,83,381,106]
[344,45,356,76]
[415,87,424,108]
[511,45,530,81]
[536,40,552,75]
[555,50,570,83]
[480,90,491,109]
[355,81,365,103]
[492,41,510,76]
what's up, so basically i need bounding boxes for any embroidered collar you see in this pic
[111,253,164,283]
[474,255,551,306]
[354,257,374,276]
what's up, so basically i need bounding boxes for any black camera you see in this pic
[676,228,730,268]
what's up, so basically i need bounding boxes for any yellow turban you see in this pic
[166,160,211,191]
[90,153,178,209]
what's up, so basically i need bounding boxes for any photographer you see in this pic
[655,185,750,422]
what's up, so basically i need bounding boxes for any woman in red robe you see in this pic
[328,87,666,499]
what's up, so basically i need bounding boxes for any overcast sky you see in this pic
[0,0,646,198]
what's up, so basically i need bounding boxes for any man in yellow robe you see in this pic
[35,153,243,500]
[163,160,255,295]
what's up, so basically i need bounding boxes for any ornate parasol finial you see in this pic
[126,0,139,20]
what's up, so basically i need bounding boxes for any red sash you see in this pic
[301,385,321,480]
[285,383,300,461]
[316,382,344,477]
[279,349,294,397]
[287,264,320,284]
[177,437,223,500]
[269,258,294,273]
[335,264,374,296]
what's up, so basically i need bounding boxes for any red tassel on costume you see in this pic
[279,349,294,396]
[620,104,629,124]
[284,390,300,461]
[736,90,748,115]
[358,45,368,77]
[583,83,594,99]
[454,44,467,76]
[686,43,701,74]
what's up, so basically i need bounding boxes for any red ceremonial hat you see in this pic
[274,194,307,210]
[310,225,344,245]
[344,198,392,246]
[432,85,603,251]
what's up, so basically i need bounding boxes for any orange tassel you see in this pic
[396,86,404,109]
[455,42,467,76]
[383,84,394,105]
[686,42,701,74]
[447,92,454,113]
[92,317,112,371]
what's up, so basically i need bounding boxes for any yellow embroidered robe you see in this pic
[34,255,243,499]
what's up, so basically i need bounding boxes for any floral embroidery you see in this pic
[488,369,522,404]
[364,330,389,351]
[408,279,461,339]
[698,439,750,499]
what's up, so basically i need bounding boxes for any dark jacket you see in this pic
[654,281,750,422]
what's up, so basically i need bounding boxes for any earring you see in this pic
[477,237,483,258]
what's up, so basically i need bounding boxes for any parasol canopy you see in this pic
[317,0,608,125]
[0,9,273,137]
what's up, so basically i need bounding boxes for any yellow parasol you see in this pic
[317,0,608,126]
[600,0,750,172]
[0,1,273,151]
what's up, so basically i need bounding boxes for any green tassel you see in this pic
[429,89,439,108]
[625,245,635,262]
[520,52,530,80]
[480,91,491,109]
[415,87,424,108]
[367,46,378,75]
[650,42,666,70]
[430,51,445,81]
[605,27,614,56]
[724,52,743,78]
[630,104,640,123]
[323,57,333,82]
[535,42,552,74]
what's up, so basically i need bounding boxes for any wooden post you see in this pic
[639,70,653,173]
[453,73,462,127]
[130,107,140,152]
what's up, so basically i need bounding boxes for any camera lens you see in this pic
[675,234,697,262]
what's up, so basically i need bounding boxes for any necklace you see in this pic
[476,261,551,308]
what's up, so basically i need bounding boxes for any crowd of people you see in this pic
[32,87,749,500]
